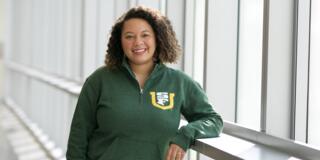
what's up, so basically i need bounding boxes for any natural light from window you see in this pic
[308,0,320,148]
[237,0,263,130]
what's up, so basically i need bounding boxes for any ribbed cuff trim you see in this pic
[170,133,193,151]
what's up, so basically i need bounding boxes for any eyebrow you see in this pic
[123,29,151,35]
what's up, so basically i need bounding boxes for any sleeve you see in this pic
[170,81,223,151]
[66,79,99,159]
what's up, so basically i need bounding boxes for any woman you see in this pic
[67,6,223,160]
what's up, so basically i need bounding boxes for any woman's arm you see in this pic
[66,80,98,159]
[170,81,223,151]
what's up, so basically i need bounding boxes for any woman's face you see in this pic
[121,18,156,66]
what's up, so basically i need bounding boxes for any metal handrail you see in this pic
[5,61,320,160]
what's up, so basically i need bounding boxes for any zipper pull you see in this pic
[140,89,143,94]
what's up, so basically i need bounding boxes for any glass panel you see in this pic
[308,0,320,148]
[236,0,264,130]
[193,0,205,86]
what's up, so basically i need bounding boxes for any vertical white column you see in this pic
[42,0,50,73]
[73,0,84,81]
[82,0,98,79]
[56,0,66,76]
[166,0,184,70]
[205,0,239,122]
[46,0,57,74]
[193,0,205,86]
[308,0,320,147]
[96,0,115,67]
[265,0,295,138]
[3,0,13,99]
[236,0,264,130]
[182,0,205,85]
[19,0,32,66]
[64,0,74,79]
[295,0,310,143]
[183,0,195,77]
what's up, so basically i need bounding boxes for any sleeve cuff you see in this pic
[170,131,194,151]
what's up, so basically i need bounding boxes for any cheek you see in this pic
[147,39,156,48]
[121,40,131,51]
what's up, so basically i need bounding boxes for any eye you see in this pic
[142,33,150,37]
[125,35,134,39]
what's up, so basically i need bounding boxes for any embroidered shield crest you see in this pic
[150,92,175,110]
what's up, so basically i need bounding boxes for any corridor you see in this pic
[1,0,320,159]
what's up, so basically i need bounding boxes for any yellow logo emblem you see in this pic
[150,92,175,110]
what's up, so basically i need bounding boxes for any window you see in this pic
[308,0,320,147]
[183,0,205,86]
[236,0,264,130]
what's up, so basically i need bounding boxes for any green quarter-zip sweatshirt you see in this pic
[66,61,223,160]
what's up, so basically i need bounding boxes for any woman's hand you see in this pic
[165,143,186,160]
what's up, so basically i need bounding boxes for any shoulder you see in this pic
[84,65,120,87]
[86,66,106,81]
[87,65,120,81]
[81,66,123,94]
[164,65,195,84]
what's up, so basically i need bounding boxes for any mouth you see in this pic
[132,48,147,55]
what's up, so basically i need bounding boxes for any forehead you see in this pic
[122,18,153,33]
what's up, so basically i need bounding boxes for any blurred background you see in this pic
[0,0,4,97]
[0,0,319,160]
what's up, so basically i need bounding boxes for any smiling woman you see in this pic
[121,18,156,64]
[66,5,223,160]
[121,18,156,88]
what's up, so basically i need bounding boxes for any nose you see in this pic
[134,36,144,46]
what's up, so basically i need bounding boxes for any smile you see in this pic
[132,48,147,54]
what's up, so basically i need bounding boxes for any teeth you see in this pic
[133,48,146,53]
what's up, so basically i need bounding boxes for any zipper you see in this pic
[122,62,160,104]
[138,70,154,104]
[132,77,143,104]
[140,88,143,104]
[122,66,145,103]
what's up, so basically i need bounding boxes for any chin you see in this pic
[130,59,153,66]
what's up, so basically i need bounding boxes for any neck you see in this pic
[129,61,155,88]
[130,61,155,77]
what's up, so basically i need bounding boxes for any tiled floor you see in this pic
[0,105,52,160]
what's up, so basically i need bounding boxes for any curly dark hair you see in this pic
[105,6,181,68]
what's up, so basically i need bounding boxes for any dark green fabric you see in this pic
[66,63,223,160]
